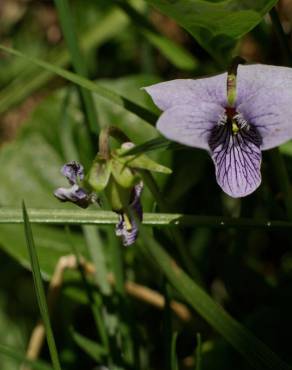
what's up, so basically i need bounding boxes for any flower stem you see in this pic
[268,8,292,220]
[269,7,292,66]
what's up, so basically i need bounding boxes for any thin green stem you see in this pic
[269,7,292,66]
[268,8,292,220]
[268,149,292,220]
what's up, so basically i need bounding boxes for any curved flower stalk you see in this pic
[54,129,171,246]
[144,64,292,198]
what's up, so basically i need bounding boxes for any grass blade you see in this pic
[138,228,292,370]
[195,333,202,370]
[54,0,98,135]
[171,333,178,370]
[22,202,62,370]
[0,8,129,115]
[0,44,157,125]
[0,207,292,229]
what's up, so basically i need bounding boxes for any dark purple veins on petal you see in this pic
[208,113,262,197]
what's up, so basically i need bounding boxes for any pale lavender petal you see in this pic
[209,124,262,198]
[236,64,292,150]
[61,161,84,185]
[156,103,225,150]
[144,73,227,111]
[54,184,93,208]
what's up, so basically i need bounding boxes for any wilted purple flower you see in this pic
[54,161,96,208]
[115,182,143,246]
[145,64,292,198]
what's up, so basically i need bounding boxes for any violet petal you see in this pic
[144,74,227,111]
[209,122,262,198]
[156,103,225,150]
[115,214,139,247]
[115,182,143,246]
[54,184,92,208]
[61,161,84,185]
[236,64,292,150]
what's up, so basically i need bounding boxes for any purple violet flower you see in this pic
[54,161,96,208]
[115,181,143,246]
[144,64,292,198]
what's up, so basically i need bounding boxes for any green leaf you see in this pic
[71,329,107,362]
[143,29,198,70]
[144,0,278,60]
[116,0,198,70]
[0,44,158,125]
[0,343,53,370]
[115,149,172,174]
[138,228,292,370]
[22,202,62,370]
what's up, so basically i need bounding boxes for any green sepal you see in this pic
[114,149,172,174]
[111,158,138,189]
[86,157,111,193]
[105,176,131,212]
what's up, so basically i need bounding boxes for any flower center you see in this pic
[218,107,249,136]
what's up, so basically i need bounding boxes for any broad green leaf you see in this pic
[143,29,198,70]
[144,0,278,60]
[22,203,62,370]
[138,228,292,370]
[116,0,198,70]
